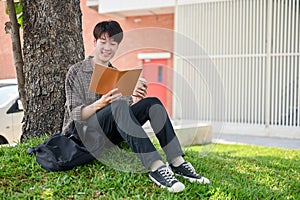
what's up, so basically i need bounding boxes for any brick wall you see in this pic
[0,1,16,79]
[0,0,174,79]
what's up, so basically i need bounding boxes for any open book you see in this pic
[89,64,142,95]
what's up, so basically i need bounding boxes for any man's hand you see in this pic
[132,78,148,103]
[81,88,122,120]
[94,88,122,110]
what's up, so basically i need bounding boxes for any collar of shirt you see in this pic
[83,56,115,72]
[82,56,94,72]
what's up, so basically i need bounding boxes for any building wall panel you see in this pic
[174,0,300,137]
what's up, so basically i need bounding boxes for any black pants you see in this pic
[79,97,183,170]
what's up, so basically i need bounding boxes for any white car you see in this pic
[0,79,23,145]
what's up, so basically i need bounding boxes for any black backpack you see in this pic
[28,123,95,172]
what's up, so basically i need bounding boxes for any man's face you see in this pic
[94,32,119,65]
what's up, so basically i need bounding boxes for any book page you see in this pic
[116,69,143,95]
[89,64,142,95]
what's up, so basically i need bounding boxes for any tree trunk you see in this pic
[22,0,85,138]
[5,0,26,107]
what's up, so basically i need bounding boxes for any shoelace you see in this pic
[182,162,198,176]
[158,167,177,184]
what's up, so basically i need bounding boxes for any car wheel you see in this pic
[0,136,8,145]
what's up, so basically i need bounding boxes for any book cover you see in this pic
[89,64,142,95]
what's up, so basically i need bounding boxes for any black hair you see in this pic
[93,20,123,44]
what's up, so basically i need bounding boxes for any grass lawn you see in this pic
[0,136,299,199]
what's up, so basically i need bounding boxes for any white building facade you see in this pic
[173,0,299,138]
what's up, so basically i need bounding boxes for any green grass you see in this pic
[0,137,299,200]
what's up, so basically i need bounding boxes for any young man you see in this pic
[62,20,210,193]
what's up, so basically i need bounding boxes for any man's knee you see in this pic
[144,97,163,106]
[111,99,129,110]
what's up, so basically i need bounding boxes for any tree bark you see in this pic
[5,0,26,107]
[22,0,85,138]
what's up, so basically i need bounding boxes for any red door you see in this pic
[142,59,172,115]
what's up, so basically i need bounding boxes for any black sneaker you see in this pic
[149,165,185,193]
[169,162,210,184]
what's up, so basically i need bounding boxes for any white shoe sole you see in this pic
[180,174,210,184]
[149,175,185,193]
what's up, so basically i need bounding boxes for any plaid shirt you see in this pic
[62,56,133,134]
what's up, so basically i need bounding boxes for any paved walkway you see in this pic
[213,134,300,149]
